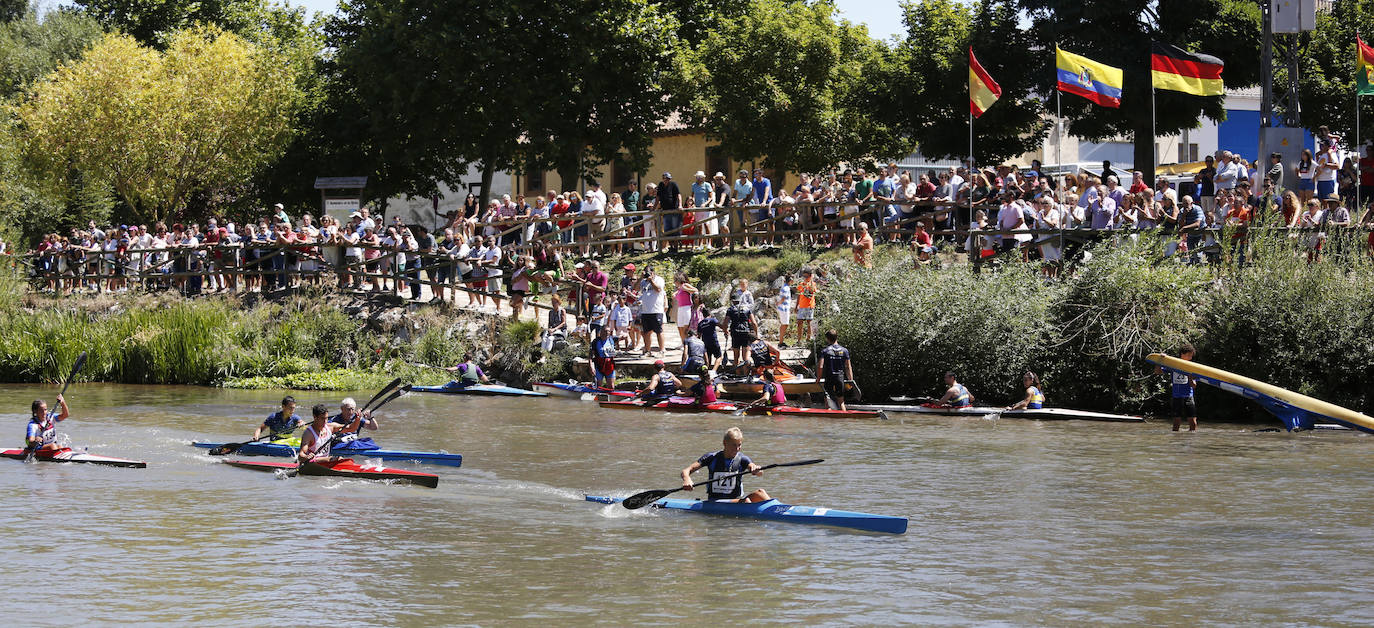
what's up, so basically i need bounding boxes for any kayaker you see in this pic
[936,371,975,408]
[687,365,719,405]
[747,335,787,378]
[752,370,786,408]
[297,404,336,464]
[817,329,854,411]
[640,360,682,403]
[446,353,490,388]
[24,394,69,452]
[680,426,770,503]
[252,396,301,441]
[1155,343,1199,432]
[329,397,377,438]
[1006,371,1045,410]
[681,328,707,375]
[590,326,617,390]
[724,294,758,369]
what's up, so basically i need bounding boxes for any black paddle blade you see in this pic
[371,389,407,412]
[364,377,404,411]
[622,489,673,510]
[68,352,87,379]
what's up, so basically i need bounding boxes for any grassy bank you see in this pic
[821,231,1374,420]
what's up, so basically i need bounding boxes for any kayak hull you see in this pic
[192,441,463,467]
[222,459,439,488]
[679,375,829,397]
[598,399,881,419]
[406,382,547,397]
[533,382,635,399]
[851,403,1144,422]
[1,447,147,468]
[585,495,906,534]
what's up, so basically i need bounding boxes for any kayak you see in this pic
[1,447,147,468]
[851,403,1144,422]
[678,375,832,397]
[585,495,907,534]
[405,382,547,397]
[222,459,439,488]
[598,398,884,419]
[532,381,635,399]
[191,441,463,467]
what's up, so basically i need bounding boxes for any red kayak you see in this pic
[598,399,884,419]
[222,458,439,488]
[1,447,147,468]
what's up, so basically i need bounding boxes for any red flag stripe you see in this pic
[1361,36,1374,64]
[969,49,1001,98]
[1150,54,1223,80]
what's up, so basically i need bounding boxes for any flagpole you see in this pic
[1056,91,1062,168]
[969,111,975,228]
[1359,93,1362,213]
[1151,87,1157,177]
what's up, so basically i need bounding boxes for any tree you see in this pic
[15,27,302,224]
[1019,0,1261,177]
[0,7,105,99]
[685,0,910,174]
[74,0,305,48]
[891,0,1048,166]
[1,0,24,23]
[1293,0,1374,146]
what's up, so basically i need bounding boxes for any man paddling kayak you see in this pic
[24,394,70,452]
[640,360,683,403]
[298,404,337,464]
[329,397,377,438]
[446,353,490,388]
[252,396,301,441]
[680,427,770,503]
[936,371,974,408]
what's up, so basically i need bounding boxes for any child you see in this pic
[609,294,632,350]
[679,427,770,503]
[1156,344,1199,431]
[697,304,722,370]
[589,294,609,338]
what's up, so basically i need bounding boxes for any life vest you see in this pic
[749,341,773,367]
[1027,386,1044,409]
[948,384,971,408]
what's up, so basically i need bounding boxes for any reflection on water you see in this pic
[2,383,1373,625]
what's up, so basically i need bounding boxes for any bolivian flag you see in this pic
[1358,36,1374,95]
[1056,47,1122,108]
[1151,41,1224,96]
[969,48,1001,118]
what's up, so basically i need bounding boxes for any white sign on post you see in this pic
[324,198,361,216]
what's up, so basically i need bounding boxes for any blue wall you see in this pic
[1218,110,1315,160]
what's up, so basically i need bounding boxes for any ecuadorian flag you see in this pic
[1056,47,1123,108]
[1358,36,1374,96]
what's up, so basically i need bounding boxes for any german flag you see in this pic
[1151,41,1224,96]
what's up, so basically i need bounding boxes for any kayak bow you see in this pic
[533,382,635,399]
[2,447,146,469]
[222,458,439,488]
[585,495,907,534]
[405,382,547,397]
[192,441,463,467]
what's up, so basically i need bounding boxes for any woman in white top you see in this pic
[605,193,626,256]
[1295,148,1315,205]
[1299,198,1324,263]
[1036,197,1063,276]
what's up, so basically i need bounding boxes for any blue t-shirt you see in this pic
[697,450,754,501]
[872,179,895,212]
[752,179,772,205]
[1170,371,1194,398]
[697,316,720,346]
[820,343,850,380]
[592,336,616,359]
[263,411,301,435]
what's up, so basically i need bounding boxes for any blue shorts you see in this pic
[1298,179,1316,191]
[1316,179,1336,197]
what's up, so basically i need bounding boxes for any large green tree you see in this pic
[75,0,308,48]
[16,27,302,223]
[685,0,910,173]
[1020,0,1261,177]
[892,0,1048,166]
[1294,0,1374,146]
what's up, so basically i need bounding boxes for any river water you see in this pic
[2,383,1372,626]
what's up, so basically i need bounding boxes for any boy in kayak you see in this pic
[936,372,974,408]
[1006,371,1045,410]
[446,353,490,387]
[298,404,336,465]
[752,370,786,408]
[24,394,70,452]
[252,396,300,441]
[639,360,683,404]
[687,365,720,405]
[329,397,377,439]
[680,426,769,503]
[1156,344,1199,431]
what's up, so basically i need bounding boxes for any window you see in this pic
[526,169,544,194]
[706,146,729,180]
[612,158,632,190]
[1178,143,1199,163]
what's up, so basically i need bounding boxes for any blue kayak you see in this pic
[192,441,463,467]
[404,382,547,397]
[585,495,907,534]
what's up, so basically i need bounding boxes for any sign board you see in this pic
[314,176,368,190]
[324,198,361,214]
[1272,0,1315,34]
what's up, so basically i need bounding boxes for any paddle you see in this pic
[26,351,86,462]
[731,399,769,417]
[621,458,824,510]
[288,388,409,475]
[211,378,401,456]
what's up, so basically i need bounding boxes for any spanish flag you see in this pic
[1151,41,1224,96]
[1358,36,1374,95]
[969,48,1001,118]
[1055,47,1123,108]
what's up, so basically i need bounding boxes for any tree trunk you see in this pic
[1134,114,1156,184]
[478,158,496,210]
[556,144,584,194]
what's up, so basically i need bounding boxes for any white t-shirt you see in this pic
[1316,150,1338,182]
[639,276,665,315]
[483,245,502,277]
[585,189,607,213]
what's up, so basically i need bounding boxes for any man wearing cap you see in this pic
[582,182,606,255]
[638,266,667,358]
[639,359,683,403]
[711,172,731,242]
[1267,152,1285,194]
[657,172,683,248]
[733,170,753,245]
